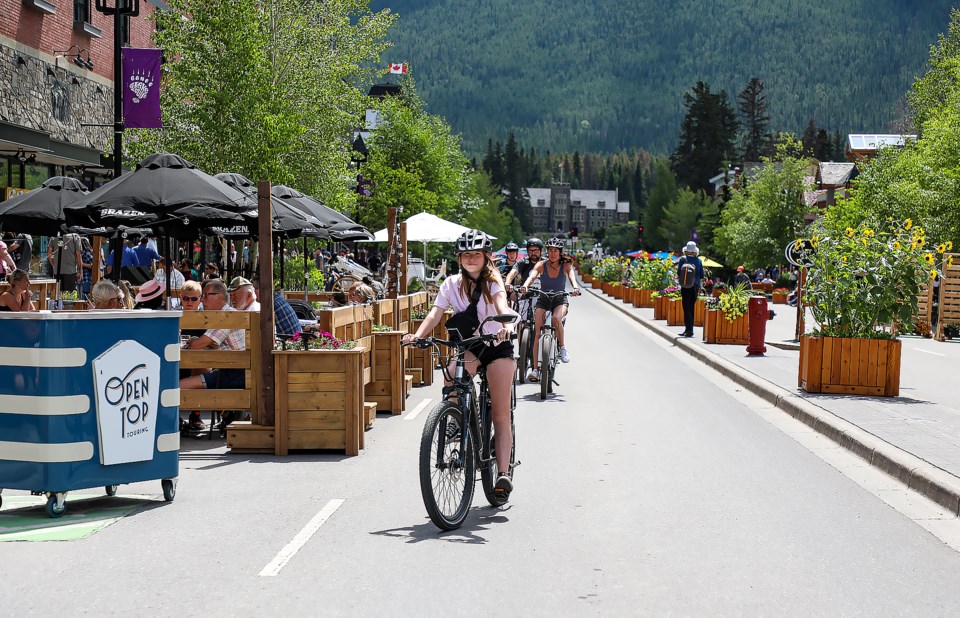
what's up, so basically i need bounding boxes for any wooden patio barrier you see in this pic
[936,253,960,341]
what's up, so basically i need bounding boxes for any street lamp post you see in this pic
[95,0,140,280]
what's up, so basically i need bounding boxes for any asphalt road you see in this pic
[3,291,960,616]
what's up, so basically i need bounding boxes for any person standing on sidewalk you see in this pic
[677,241,703,338]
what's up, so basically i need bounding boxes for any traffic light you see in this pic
[570,227,578,237]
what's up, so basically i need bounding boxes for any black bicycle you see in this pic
[405,314,518,531]
[525,289,572,400]
[508,286,537,384]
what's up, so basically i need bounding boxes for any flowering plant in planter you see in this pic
[803,217,952,339]
[291,330,356,350]
[592,256,632,283]
[411,308,429,320]
[651,285,681,300]
[372,323,393,332]
[773,287,790,295]
[715,283,751,321]
[630,258,674,290]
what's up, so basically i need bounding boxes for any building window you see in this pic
[598,201,606,208]
[537,199,545,206]
[74,0,90,23]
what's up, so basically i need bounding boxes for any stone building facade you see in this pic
[527,184,630,234]
[0,0,160,195]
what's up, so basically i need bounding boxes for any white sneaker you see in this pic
[527,369,539,382]
[559,346,570,363]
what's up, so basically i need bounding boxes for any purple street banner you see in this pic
[122,48,162,129]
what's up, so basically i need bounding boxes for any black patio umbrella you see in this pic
[0,176,88,236]
[64,153,250,280]
[271,185,373,241]
[214,173,329,240]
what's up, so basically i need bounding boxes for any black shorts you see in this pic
[535,295,568,312]
[465,341,515,368]
[201,369,246,389]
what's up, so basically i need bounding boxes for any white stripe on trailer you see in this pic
[403,398,432,421]
[0,440,94,463]
[156,432,180,453]
[258,499,345,577]
[0,347,86,367]
[164,344,181,362]
[160,388,180,407]
[0,394,89,416]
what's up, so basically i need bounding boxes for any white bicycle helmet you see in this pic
[455,229,493,254]
[546,237,564,249]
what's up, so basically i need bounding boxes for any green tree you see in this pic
[714,139,812,268]
[910,7,960,130]
[643,159,678,250]
[602,222,639,254]
[661,188,714,251]
[462,172,524,245]
[363,82,471,230]
[130,0,395,212]
[737,77,773,162]
[671,81,739,192]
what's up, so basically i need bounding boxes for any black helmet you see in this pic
[526,237,544,249]
[546,237,564,249]
[455,229,493,254]
[505,242,520,251]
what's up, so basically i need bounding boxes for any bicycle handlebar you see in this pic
[521,289,574,300]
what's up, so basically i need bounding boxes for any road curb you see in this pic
[583,282,960,516]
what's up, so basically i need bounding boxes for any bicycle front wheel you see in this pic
[419,402,476,530]
[540,333,554,400]
[517,326,531,383]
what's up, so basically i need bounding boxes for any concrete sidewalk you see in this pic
[584,282,960,515]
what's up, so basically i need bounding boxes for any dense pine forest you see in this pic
[375,0,953,155]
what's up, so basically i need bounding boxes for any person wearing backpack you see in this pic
[677,241,704,337]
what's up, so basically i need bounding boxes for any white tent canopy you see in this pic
[366,211,496,243]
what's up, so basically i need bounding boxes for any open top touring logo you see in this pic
[94,341,161,465]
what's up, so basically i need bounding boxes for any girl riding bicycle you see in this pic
[402,230,518,494]
[519,237,581,381]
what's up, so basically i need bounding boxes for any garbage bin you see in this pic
[0,310,181,517]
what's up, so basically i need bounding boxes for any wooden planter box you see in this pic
[582,274,593,284]
[633,289,654,308]
[591,280,602,289]
[601,282,612,296]
[712,288,725,298]
[703,309,749,344]
[666,298,706,326]
[610,285,624,300]
[622,287,637,303]
[798,335,901,397]
[273,348,367,456]
[772,293,787,304]
[366,331,406,415]
[653,295,670,320]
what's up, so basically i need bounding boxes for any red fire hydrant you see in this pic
[747,295,769,355]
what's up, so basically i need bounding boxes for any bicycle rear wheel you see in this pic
[419,402,476,530]
[540,333,554,400]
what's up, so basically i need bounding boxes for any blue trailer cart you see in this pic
[0,310,181,517]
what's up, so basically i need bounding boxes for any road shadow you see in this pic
[370,507,512,545]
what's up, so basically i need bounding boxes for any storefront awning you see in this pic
[0,120,52,154]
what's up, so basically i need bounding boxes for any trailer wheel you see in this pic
[46,495,66,518]
[161,479,176,502]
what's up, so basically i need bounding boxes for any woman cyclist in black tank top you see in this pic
[518,238,580,381]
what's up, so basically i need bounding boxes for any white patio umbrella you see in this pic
[367,211,496,243]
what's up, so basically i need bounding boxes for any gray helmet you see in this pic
[525,237,544,249]
[505,242,520,251]
[455,229,492,254]
[546,237,564,249]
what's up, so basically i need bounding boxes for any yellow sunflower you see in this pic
[904,219,913,230]
[845,227,855,238]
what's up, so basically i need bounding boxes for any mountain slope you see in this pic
[374,0,952,154]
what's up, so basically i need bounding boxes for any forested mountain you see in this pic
[373,0,953,155]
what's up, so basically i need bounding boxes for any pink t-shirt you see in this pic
[435,274,517,336]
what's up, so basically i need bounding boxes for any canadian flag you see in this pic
[388,63,408,74]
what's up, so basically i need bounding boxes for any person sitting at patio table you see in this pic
[134,279,165,310]
[180,278,246,430]
[0,270,36,311]
[250,273,301,337]
[227,276,260,311]
[89,280,125,309]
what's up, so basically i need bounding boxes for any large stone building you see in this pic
[526,184,629,234]
[1,0,160,198]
